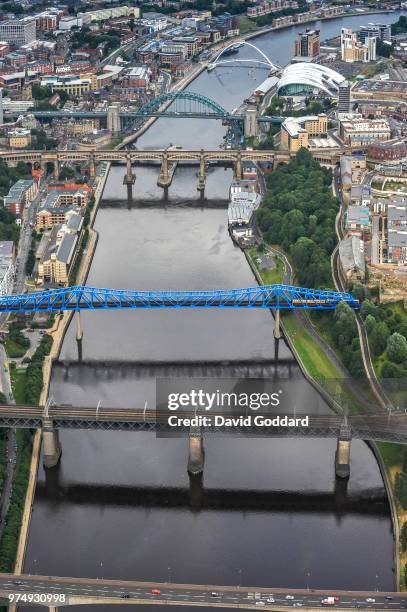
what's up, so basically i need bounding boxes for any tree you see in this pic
[365,314,376,335]
[369,321,390,357]
[386,332,407,364]
[403,523,407,552]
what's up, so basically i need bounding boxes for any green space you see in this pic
[371,180,384,191]
[10,367,28,405]
[4,322,29,359]
[0,429,33,573]
[247,247,284,284]
[0,431,8,495]
[237,15,257,32]
[265,96,333,118]
[282,312,343,381]
[392,15,407,35]
[256,149,364,379]
[256,149,337,289]
[360,300,407,379]
[9,334,53,405]
[377,442,403,468]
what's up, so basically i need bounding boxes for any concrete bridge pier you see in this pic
[123,156,136,203]
[53,159,59,180]
[75,311,83,362]
[157,152,172,189]
[188,427,204,475]
[273,309,281,340]
[197,151,206,199]
[235,150,242,180]
[89,155,96,179]
[42,420,62,469]
[335,424,352,479]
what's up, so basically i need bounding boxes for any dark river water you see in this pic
[23,11,406,605]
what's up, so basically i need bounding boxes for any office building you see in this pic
[294,29,320,58]
[0,18,36,46]
[338,80,351,114]
[341,27,376,62]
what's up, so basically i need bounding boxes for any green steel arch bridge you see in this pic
[5,91,283,127]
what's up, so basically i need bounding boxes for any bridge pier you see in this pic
[42,420,61,469]
[53,159,59,180]
[123,156,135,203]
[335,424,351,479]
[75,311,83,362]
[197,151,206,198]
[273,309,281,340]
[235,150,242,180]
[157,152,172,189]
[188,427,204,475]
[89,155,96,179]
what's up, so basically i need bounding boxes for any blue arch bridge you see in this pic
[2,283,360,477]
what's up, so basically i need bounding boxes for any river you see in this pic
[23,10,405,605]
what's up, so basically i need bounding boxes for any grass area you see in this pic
[385,182,407,192]
[10,367,26,405]
[237,15,257,32]
[282,312,343,381]
[247,248,285,284]
[371,180,384,191]
[106,136,124,150]
[377,441,403,468]
[4,338,26,359]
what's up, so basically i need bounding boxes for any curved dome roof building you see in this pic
[277,63,346,96]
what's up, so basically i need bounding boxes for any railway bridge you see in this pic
[0,146,344,200]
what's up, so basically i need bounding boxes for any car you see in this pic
[255,602,265,605]
[266,598,275,603]
[151,589,161,595]
[385,597,393,601]
[120,594,130,599]
[365,599,375,603]
[285,595,295,600]
[293,604,303,608]
[13,581,23,585]
[211,593,219,597]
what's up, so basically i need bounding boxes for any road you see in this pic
[0,574,405,609]
[331,169,391,412]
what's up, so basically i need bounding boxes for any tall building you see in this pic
[338,80,351,114]
[359,23,391,43]
[0,18,36,46]
[341,27,376,62]
[294,29,320,58]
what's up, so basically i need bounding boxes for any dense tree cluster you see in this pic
[256,148,337,288]
[24,334,53,405]
[330,302,365,378]
[361,300,407,378]
[391,15,407,35]
[395,451,407,511]
[0,429,33,573]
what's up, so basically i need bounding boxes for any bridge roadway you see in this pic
[0,574,404,609]
[0,147,345,168]
[1,406,407,442]
[3,109,284,124]
[0,284,359,313]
